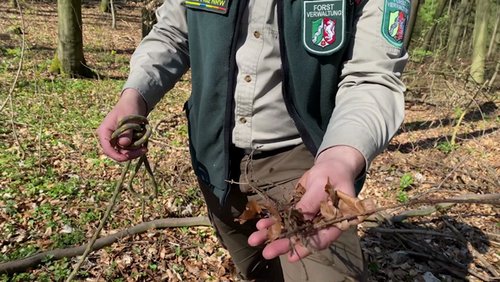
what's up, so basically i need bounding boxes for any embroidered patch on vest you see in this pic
[303,0,346,55]
[381,0,410,47]
[183,0,229,15]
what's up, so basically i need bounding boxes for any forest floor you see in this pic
[0,1,498,281]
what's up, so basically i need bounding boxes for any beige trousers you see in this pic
[198,144,366,281]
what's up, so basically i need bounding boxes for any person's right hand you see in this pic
[96,88,149,162]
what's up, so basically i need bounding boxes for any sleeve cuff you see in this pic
[122,74,168,112]
[318,124,379,171]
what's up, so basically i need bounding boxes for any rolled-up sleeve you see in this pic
[318,0,408,169]
[123,0,190,111]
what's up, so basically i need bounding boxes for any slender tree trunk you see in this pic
[51,0,93,77]
[446,1,458,47]
[404,0,420,50]
[447,0,469,64]
[422,0,449,52]
[470,0,490,84]
[487,16,499,59]
[489,32,498,61]
[111,0,116,29]
[457,0,473,58]
[442,0,454,46]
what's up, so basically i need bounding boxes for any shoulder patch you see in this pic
[381,0,410,48]
[303,0,346,55]
[183,0,229,15]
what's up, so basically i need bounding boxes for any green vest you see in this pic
[185,0,356,203]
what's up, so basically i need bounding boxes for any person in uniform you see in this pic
[97,0,410,280]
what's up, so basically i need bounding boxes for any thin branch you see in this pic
[392,232,491,280]
[5,0,26,104]
[67,116,160,281]
[412,157,467,199]
[443,219,500,278]
[487,61,499,90]
[413,158,499,192]
[390,203,455,223]
[65,160,131,282]
[368,227,456,238]
[279,193,500,239]
[0,0,26,158]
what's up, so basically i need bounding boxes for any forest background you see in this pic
[0,0,498,281]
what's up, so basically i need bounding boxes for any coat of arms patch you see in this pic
[381,0,411,47]
[303,0,345,55]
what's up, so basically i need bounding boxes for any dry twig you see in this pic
[278,193,499,240]
[368,227,455,238]
[0,0,26,158]
[443,218,500,279]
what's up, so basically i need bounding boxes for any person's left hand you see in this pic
[247,145,365,262]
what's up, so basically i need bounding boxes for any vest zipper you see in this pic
[222,0,249,204]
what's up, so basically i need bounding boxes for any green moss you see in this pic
[49,52,61,74]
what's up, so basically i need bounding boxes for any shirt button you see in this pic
[244,75,252,82]
[239,117,247,124]
[253,31,261,39]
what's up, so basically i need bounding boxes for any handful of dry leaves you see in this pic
[236,181,376,243]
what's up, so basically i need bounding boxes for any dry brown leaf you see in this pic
[267,219,283,242]
[336,220,351,231]
[317,187,377,231]
[235,200,263,224]
[184,261,200,275]
[293,183,307,204]
[296,183,306,195]
[336,190,377,226]
[324,179,336,200]
[319,200,340,220]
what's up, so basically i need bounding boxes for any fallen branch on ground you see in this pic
[2,193,497,275]
[0,216,210,275]
[390,203,455,223]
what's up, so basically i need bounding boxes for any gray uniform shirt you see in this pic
[123,0,407,168]
[233,0,302,151]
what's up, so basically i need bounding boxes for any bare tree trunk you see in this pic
[457,0,474,58]
[442,0,454,47]
[487,15,499,59]
[404,0,420,51]
[470,0,490,83]
[422,0,449,52]
[111,0,116,29]
[447,0,458,46]
[50,0,93,77]
[447,0,469,64]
